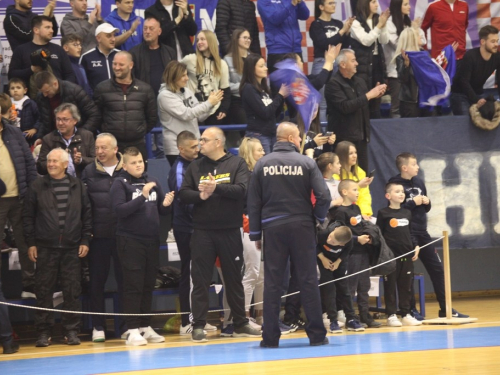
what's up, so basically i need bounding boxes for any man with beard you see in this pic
[450,25,500,115]
[4,0,58,52]
[8,16,76,88]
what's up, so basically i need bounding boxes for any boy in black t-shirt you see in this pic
[317,221,365,333]
[332,179,381,328]
[376,182,422,327]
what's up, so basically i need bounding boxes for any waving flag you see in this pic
[270,59,322,133]
[406,46,456,107]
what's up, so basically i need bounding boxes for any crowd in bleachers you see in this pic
[2,0,495,353]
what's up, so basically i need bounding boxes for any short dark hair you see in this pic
[0,94,13,115]
[177,130,197,146]
[8,77,27,89]
[279,52,300,63]
[338,179,357,197]
[479,25,499,41]
[145,15,161,25]
[316,152,338,174]
[333,226,352,243]
[385,182,402,194]
[395,152,417,172]
[61,33,82,46]
[123,147,142,163]
[31,15,53,30]
[34,71,57,90]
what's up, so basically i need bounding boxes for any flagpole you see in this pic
[300,133,307,154]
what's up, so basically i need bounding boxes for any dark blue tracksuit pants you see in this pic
[263,221,326,346]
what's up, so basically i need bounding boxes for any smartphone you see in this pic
[323,132,333,137]
[368,169,376,178]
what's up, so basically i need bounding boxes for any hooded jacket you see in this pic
[179,152,250,230]
[105,9,144,51]
[111,170,170,240]
[248,141,331,241]
[60,13,101,54]
[82,153,124,238]
[157,84,213,156]
[4,5,59,52]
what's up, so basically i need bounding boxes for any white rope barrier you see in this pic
[0,237,444,316]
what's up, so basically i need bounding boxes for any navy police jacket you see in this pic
[248,141,331,241]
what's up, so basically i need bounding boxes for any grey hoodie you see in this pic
[157,83,214,156]
[61,13,102,54]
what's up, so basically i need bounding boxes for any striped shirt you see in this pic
[50,176,70,232]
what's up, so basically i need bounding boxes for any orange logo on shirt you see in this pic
[389,218,399,228]
[350,215,361,226]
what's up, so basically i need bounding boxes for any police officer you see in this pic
[248,122,331,348]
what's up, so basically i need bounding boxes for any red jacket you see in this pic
[421,0,469,60]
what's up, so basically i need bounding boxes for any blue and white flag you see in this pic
[270,59,322,133]
[407,46,456,107]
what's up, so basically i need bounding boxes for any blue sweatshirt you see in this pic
[105,10,144,51]
[168,156,194,233]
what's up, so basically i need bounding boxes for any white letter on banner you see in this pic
[489,153,500,234]
[421,153,484,237]
[200,9,216,31]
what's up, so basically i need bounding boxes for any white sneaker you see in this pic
[125,329,147,346]
[402,314,423,326]
[92,328,105,343]
[179,324,193,335]
[121,330,130,340]
[204,323,217,331]
[248,317,262,331]
[140,326,165,343]
[387,314,402,327]
[322,313,330,326]
[337,310,346,324]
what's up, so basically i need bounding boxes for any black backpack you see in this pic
[155,266,181,289]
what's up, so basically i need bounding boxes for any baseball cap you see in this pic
[95,23,119,36]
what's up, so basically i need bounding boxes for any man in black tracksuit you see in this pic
[248,122,331,347]
[179,127,260,342]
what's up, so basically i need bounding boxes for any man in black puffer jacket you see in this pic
[215,0,261,56]
[34,71,101,138]
[94,51,157,162]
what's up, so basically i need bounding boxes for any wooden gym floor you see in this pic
[1,296,499,374]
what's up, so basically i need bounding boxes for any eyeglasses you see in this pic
[56,117,73,123]
[199,138,219,143]
[240,36,252,41]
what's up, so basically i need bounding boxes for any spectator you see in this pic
[310,0,353,122]
[61,34,93,97]
[37,103,95,178]
[257,0,309,73]
[215,0,261,56]
[130,16,177,98]
[158,61,222,165]
[224,28,252,125]
[178,126,260,342]
[450,25,500,116]
[302,114,336,159]
[181,30,231,126]
[24,148,92,347]
[350,0,389,119]
[240,54,289,154]
[7,79,42,145]
[94,51,158,162]
[105,0,144,51]
[79,23,120,91]
[34,71,100,137]
[4,0,58,53]
[421,0,468,63]
[145,0,197,60]
[0,248,20,353]
[0,105,37,300]
[324,49,386,172]
[316,152,343,208]
[61,0,103,54]
[81,133,126,342]
[8,16,77,89]
[110,147,174,346]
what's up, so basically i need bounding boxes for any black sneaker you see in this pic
[438,308,469,318]
[284,318,305,332]
[2,337,19,354]
[233,323,261,337]
[360,313,381,328]
[310,337,329,346]
[411,308,425,321]
[191,328,208,343]
[35,332,51,347]
[65,331,81,345]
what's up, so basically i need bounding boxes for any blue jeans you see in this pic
[450,92,487,115]
[245,131,276,154]
[311,58,338,124]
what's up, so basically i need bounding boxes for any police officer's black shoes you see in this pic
[35,332,51,347]
[65,331,81,345]
[2,337,19,354]
[310,337,329,346]
[191,328,208,343]
[233,323,262,337]
[260,340,279,348]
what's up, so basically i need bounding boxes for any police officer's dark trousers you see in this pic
[35,247,81,334]
[190,228,247,329]
[263,221,326,345]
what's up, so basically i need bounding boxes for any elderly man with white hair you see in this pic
[23,147,92,347]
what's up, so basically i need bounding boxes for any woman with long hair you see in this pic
[181,30,231,125]
[158,60,223,165]
[350,0,390,119]
[334,141,373,219]
[240,54,289,154]
[239,137,266,327]
[224,28,252,125]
